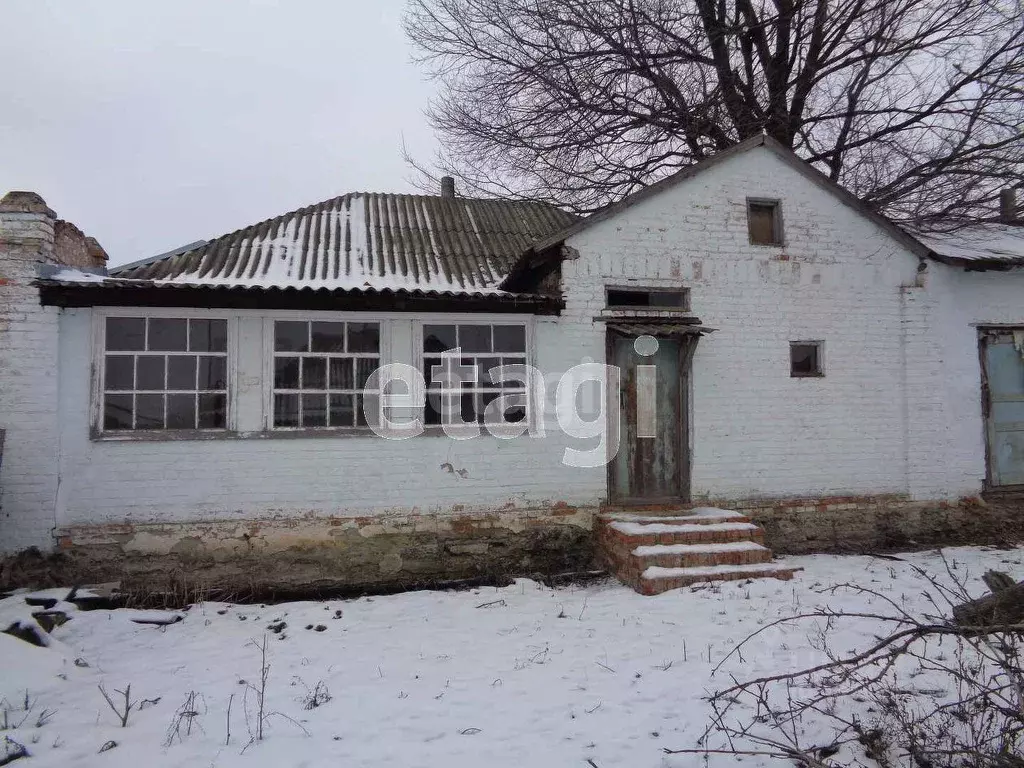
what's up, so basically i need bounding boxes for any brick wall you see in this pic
[560,146,1024,502]
[3,147,1023,568]
[49,310,603,537]
[0,194,62,552]
[53,219,107,270]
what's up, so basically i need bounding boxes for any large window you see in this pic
[272,320,380,428]
[422,323,528,426]
[102,317,228,431]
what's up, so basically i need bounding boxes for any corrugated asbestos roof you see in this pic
[108,193,577,293]
[908,224,1024,266]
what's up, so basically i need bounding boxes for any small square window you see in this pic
[748,199,783,245]
[790,342,823,377]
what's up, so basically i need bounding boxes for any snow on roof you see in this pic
[105,193,577,295]
[909,223,1024,265]
[43,267,109,283]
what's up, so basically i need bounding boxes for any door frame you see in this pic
[605,327,694,504]
[979,326,1024,493]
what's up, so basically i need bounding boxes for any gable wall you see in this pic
[561,146,933,501]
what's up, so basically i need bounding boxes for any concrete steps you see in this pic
[596,507,800,595]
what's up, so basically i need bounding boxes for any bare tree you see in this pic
[406,0,1024,226]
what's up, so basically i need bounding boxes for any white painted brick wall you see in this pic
[560,146,1022,502]
[3,148,1022,553]
[50,309,604,532]
[0,211,61,552]
[906,264,1024,497]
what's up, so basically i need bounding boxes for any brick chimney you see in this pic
[1000,188,1018,225]
[440,176,456,199]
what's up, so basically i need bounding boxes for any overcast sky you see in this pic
[0,0,439,266]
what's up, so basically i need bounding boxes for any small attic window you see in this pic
[747,199,783,245]
[790,341,824,377]
[606,288,689,310]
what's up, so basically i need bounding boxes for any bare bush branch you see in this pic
[97,683,137,729]
[163,691,205,747]
[672,560,1024,766]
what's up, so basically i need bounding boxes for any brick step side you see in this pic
[598,511,751,525]
[639,564,800,595]
[604,522,766,549]
[633,541,773,569]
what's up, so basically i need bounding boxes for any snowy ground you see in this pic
[1,545,1022,768]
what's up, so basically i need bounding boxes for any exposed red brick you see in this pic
[597,514,798,595]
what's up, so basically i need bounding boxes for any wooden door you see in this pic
[609,333,688,501]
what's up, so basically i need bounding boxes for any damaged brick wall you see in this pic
[31,505,597,596]
[54,220,107,270]
[5,494,1023,595]
[712,494,1024,553]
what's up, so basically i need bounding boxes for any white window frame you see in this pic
[261,313,390,433]
[414,317,536,434]
[91,307,238,439]
[90,310,536,439]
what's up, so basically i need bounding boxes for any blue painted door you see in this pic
[984,332,1024,487]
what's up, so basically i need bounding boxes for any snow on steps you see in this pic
[608,521,762,538]
[632,541,772,568]
[640,563,799,595]
[596,507,800,595]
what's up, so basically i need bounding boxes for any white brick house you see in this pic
[2,135,1022,591]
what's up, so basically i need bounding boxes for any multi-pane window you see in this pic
[422,324,528,426]
[102,317,228,431]
[272,321,380,428]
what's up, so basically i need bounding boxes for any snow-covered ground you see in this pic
[1,546,1022,768]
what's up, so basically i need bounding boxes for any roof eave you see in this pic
[35,279,563,315]
[925,253,1024,270]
